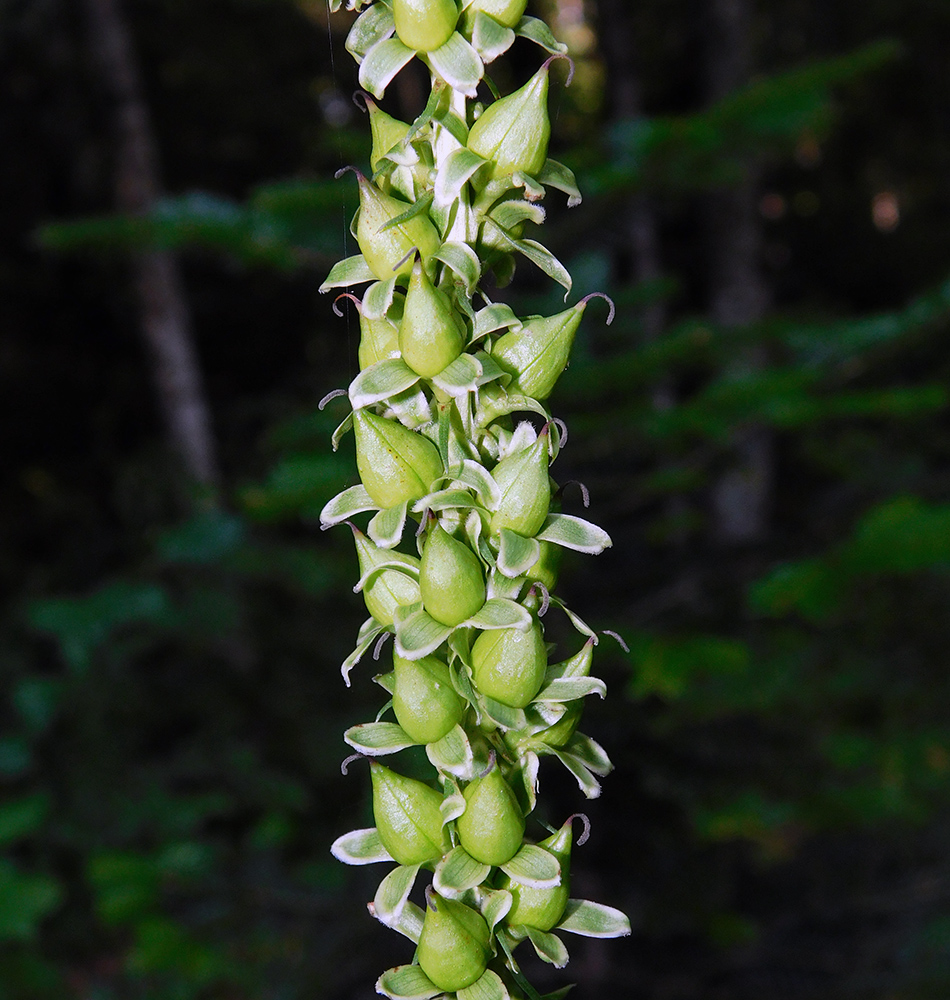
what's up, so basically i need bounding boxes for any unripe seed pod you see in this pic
[524,540,561,591]
[503,818,573,930]
[392,652,465,743]
[467,63,553,179]
[353,409,443,509]
[365,97,411,173]
[354,172,441,280]
[370,762,450,866]
[461,0,529,31]
[456,761,525,865]
[392,0,459,52]
[420,523,486,626]
[490,428,551,537]
[352,527,421,627]
[417,892,490,991]
[399,256,466,377]
[471,619,546,708]
[492,302,586,400]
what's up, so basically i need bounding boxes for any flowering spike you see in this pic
[325,4,629,994]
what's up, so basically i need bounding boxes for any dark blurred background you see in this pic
[3,0,950,997]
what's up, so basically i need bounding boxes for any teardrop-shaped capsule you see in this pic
[417,892,490,991]
[370,762,450,866]
[490,428,551,537]
[392,652,466,743]
[358,308,402,369]
[365,97,411,173]
[419,523,486,626]
[456,761,525,865]
[354,173,441,280]
[461,0,528,31]
[491,301,586,400]
[503,817,572,930]
[467,63,552,179]
[392,0,459,52]
[471,619,546,708]
[399,256,466,377]
[524,540,561,591]
[352,527,421,627]
[353,409,443,509]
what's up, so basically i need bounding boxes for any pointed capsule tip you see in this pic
[578,292,616,326]
[567,812,592,846]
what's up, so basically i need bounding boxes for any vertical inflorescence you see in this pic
[322,2,630,997]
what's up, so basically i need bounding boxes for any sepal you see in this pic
[330,827,395,866]
[525,927,569,968]
[376,965,442,1000]
[427,32,484,97]
[345,3,395,62]
[555,899,631,939]
[359,37,415,99]
[499,844,560,889]
[434,845,491,896]
[344,721,417,755]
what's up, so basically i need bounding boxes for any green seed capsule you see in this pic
[352,526,421,627]
[417,892,490,991]
[420,523,486,626]
[492,301,586,400]
[490,429,551,537]
[354,173,441,280]
[467,63,552,179]
[399,256,466,377]
[471,619,546,708]
[456,761,525,865]
[370,762,450,866]
[524,540,561,591]
[359,310,402,369]
[392,0,459,52]
[392,652,465,743]
[353,409,443,510]
[365,97,411,173]
[503,818,573,930]
[461,0,528,31]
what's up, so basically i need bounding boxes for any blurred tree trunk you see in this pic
[704,0,772,544]
[83,0,220,495]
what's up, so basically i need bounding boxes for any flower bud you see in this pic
[503,818,573,930]
[490,428,551,537]
[524,540,560,591]
[471,619,546,708]
[393,0,459,53]
[392,652,465,743]
[354,172,441,280]
[399,256,466,377]
[417,891,490,991]
[467,62,552,180]
[456,760,525,865]
[420,523,486,626]
[352,527,421,626]
[353,409,443,509]
[365,97,411,173]
[370,762,450,866]
[492,302,585,400]
[461,0,528,31]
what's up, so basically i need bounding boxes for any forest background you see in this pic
[3,0,950,997]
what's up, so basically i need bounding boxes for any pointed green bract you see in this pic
[371,763,450,866]
[400,256,466,377]
[467,63,551,179]
[420,523,486,626]
[393,653,466,743]
[457,762,525,865]
[353,409,443,509]
[471,620,547,708]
